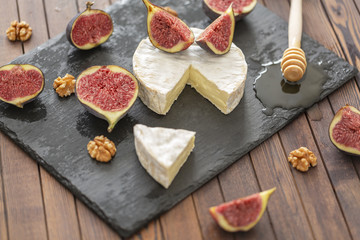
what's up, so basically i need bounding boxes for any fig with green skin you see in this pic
[142,0,194,53]
[66,2,113,50]
[196,4,235,55]
[209,187,276,232]
[76,65,138,133]
[329,105,360,156]
[203,0,257,21]
[0,64,44,108]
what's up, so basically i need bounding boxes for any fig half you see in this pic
[203,0,257,21]
[66,2,113,50]
[196,4,235,55]
[76,65,138,133]
[142,0,194,53]
[329,105,360,156]
[0,64,44,108]
[209,187,276,232]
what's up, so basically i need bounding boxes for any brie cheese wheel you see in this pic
[133,28,247,115]
[133,124,195,189]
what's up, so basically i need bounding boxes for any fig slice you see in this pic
[203,0,257,21]
[0,64,44,108]
[209,187,276,232]
[142,0,195,53]
[76,65,138,133]
[196,4,235,55]
[66,1,113,50]
[329,105,360,156]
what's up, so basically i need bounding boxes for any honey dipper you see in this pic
[281,0,307,82]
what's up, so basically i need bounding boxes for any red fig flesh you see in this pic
[329,105,360,156]
[196,4,235,55]
[209,188,275,232]
[203,0,257,21]
[0,64,44,108]
[76,65,138,132]
[142,0,194,53]
[66,2,113,50]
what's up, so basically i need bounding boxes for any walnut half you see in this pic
[87,135,116,162]
[53,73,75,97]
[288,147,317,172]
[6,20,32,42]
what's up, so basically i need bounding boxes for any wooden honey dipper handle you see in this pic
[281,0,307,82]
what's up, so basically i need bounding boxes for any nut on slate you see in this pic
[87,135,116,162]
[53,73,76,97]
[6,20,32,42]
[288,147,317,172]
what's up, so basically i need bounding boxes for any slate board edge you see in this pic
[1,2,359,238]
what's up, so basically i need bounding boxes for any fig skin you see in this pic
[209,187,276,232]
[329,105,360,156]
[75,65,138,133]
[142,0,194,53]
[196,4,235,55]
[0,64,44,108]
[66,2,113,50]
[202,0,257,22]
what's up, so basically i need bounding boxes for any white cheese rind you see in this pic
[133,28,247,115]
[133,124,195,189]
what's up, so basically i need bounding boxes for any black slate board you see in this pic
[0,0,357,237]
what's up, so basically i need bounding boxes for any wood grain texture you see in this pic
[192,178,232,240]
[0,0,23,65]
[0,153,8,240]
[0,133,48,240]
[160,196,203,240]
[126,220,163,240]
[219,155,276,240]
[43,0,78,37]
[0,1,48,239]
[321,0,360,70]
[279,114,351,240]
[250,134,314,240]
[308,99,360,239]
[77,199,121,240]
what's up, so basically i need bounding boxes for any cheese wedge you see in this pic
[133,28,247,115]
[133,124,195,188]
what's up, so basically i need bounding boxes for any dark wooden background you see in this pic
[0,0,359,239]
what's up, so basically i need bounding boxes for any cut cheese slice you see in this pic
[133,124,195,188]
[133,28,247,115]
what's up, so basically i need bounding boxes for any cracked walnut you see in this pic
[53,74,76,97]
[6,20,32,42]
[87,135,116,162]
[288,147,317,172]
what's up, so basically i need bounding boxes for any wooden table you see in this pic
[0,0,359,239]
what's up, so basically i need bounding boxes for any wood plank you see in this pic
[250,134,314,240]
[262,0,360,238]
[0,1,21,240]
[18,0,48,51]
[0,0,23,65]
[219,155,276,240]
[126,219,163,240]
[321,0,360,71]
[192,178,233,240]
[0,133,48,239]
[279,114,351,240]
[307,99,360,239]
[0,0,48,239]
[160,196,203,240]
[40,1,82,239]
[0,154,8,240]
[76,200,121,240]
[43,0,78,37]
